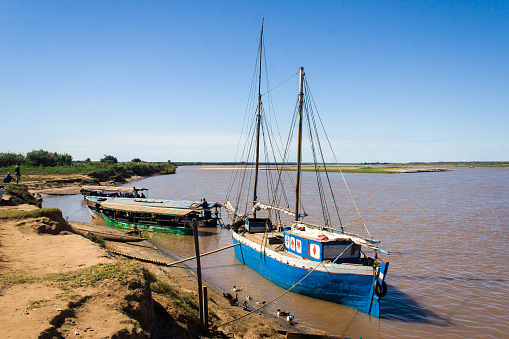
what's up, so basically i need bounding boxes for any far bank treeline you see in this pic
[0,150,176,182]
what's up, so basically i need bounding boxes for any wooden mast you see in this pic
[295,67,304,222]
[253,18,264,218]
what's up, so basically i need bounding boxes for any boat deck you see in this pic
[238,230,374,264]
[239,231,303,259]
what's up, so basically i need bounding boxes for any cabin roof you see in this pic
[97,197,221,209]
[100,202,192,216]
[81,185,148,193]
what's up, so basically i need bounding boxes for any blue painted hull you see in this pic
[233,232,386,317]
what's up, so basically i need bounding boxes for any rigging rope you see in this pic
[305,81,373,238]
[261,71,299,96]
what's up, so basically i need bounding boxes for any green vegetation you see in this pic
[150,275,200,323]
[46,261,144,289]
[0,161,176,183]
[275,165,402,174]
[408,161,509,167]
[179,294,200,322]
[82,232,106,248]
[0,150,177,183]
[26,149,73,166]
[1,150,73,167]
[0,261,144,294]
[100,155,118,164]
[151,278,178,299]
[0,275,37,293]
[175,161,509,168]
[0,207,61,220]
[1,184,37,205]
[0,152,25,167]
[303,166,401,174]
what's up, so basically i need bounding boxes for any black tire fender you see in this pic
[374,279,387,297]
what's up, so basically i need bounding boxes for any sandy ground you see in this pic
[0,201,291,338]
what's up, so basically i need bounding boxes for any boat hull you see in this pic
[87,206,104,219]
[104,215,193,235]
[232,231,387,317]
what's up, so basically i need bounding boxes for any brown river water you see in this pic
[45,166,509,338]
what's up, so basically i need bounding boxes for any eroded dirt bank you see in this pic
[0,204,290,338]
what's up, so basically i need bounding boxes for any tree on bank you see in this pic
[100,155,118,164]
[0,152,25,167]
[26,150,73,167]
[0,150,72,167]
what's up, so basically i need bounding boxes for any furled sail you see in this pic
[224,201,236,214]
[252,201,296,216]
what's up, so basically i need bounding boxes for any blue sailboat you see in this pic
[225,21,389,317]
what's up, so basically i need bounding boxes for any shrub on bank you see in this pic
[0,152,25,167]
[1,184,37,205]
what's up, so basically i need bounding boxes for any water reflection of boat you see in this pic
[86,196,222,235]
[225,21,389,317]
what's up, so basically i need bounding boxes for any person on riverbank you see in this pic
[35,193,43,208]
[3,172,14,183]
[15,163,21,184]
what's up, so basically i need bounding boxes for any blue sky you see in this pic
[1,1,508,163]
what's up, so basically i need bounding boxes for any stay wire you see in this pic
[261,71,299,96]
[225,44,262,204]
[305,78,371,237]
[303,92,331,228]
[304,80,343,229]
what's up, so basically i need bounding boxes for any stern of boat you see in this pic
[368,259,389,317]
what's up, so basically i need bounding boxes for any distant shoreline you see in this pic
[176,161,509,169]
[177,164,457,174]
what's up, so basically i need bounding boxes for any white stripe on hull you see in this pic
[233,231,373,276]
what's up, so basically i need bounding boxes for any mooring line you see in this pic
[216,258,324,328]
[108,243,240,267]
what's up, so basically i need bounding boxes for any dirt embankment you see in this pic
[0,204,290,338]
[11,169,156,197]
[20,173,148,196]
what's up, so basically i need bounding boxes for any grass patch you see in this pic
[2,184,37,204]
[178,293,200,322]
[28,299,50,309]
[0,162,177,182]
[152,279,179,299]
[45,261,144,289]
[0,275,37,294]
[82,232,106,248]
[0,207,61,220]
[0,261,145,295]
[150,277,200,323]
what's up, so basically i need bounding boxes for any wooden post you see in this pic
[202,286,209,327]
[192,219,204,326]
